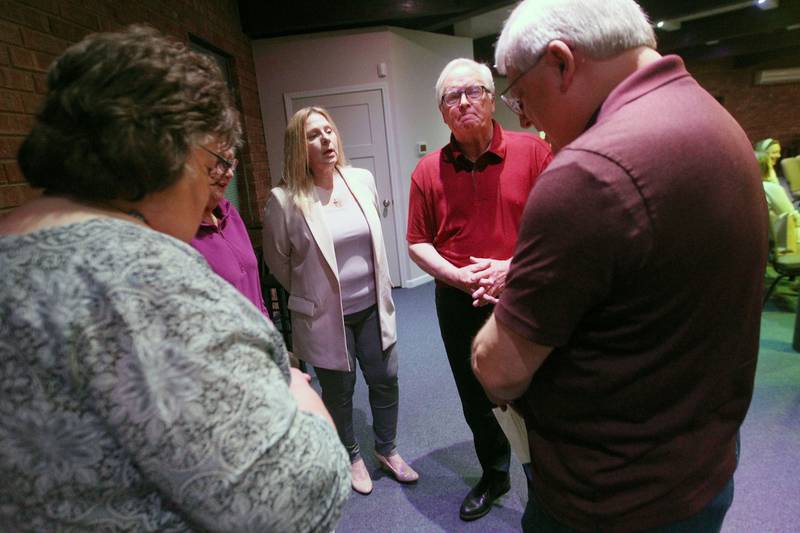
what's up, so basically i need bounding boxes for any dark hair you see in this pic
[18,25,241,202]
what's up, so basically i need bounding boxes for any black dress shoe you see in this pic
[459,473,511,521]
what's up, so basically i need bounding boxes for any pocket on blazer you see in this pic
[287,294,317,317]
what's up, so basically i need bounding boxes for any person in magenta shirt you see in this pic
[191,148,269,318]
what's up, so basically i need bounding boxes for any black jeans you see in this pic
[435,285,510,476]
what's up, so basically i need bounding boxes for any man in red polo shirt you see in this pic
[472,1,766,532]
[407,57,552,521]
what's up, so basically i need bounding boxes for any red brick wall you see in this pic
[0,0,270,227]
[686,58,800,157]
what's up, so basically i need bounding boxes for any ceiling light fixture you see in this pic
[755,67,800,85]
[756,0,780,10]
[653,0,780,32]
[656,20,682,31]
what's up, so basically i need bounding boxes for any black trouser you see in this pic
[314,304,399,462]
[435,285,510,477]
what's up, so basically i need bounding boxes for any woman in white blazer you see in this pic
[263,107,418,495]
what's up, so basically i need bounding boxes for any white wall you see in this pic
[252,26,472,287]
[252,28,391,186]
[384,28,473,283]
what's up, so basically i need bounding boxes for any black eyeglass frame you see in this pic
[440,85,492,107]
[499,54,544,116]
[200,145,237,172]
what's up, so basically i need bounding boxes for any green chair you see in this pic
[764,211,800,306]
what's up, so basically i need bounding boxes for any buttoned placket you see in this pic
[211,219,246,275]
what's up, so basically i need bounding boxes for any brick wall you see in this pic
[0,0,270,228]
[686,58,800,157]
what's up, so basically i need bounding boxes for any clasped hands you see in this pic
[454,256,511,307]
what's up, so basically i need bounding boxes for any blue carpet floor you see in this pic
[320,281,799,533]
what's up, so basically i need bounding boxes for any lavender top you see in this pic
[317,177,376,315]
[191,199,269,317]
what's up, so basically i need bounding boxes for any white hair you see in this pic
[434,58,495,105]
[495,0,657,74]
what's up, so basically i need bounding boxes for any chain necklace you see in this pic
[125,209,149,225]
[91,200,150,226]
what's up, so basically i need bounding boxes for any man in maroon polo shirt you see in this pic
[471,1,766,532]
[407,57,551,521]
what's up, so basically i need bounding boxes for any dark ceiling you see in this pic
[239,0,800,70]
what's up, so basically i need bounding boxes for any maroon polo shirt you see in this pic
[407,121,552,272]
[496,56,766,532]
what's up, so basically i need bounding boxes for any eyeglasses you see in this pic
[201,146,238,173]
[499,59,540,116]
[441,85,491,107]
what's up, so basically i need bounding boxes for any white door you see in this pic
[288,88,401,286]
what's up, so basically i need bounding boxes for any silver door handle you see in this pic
[383,199,391,207]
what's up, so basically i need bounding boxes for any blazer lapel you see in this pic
[302,194,339,280]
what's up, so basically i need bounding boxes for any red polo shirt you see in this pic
[407,121,552,269]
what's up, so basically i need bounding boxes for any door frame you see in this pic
[284,83,410,287]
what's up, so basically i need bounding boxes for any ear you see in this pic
[544,40,576,93]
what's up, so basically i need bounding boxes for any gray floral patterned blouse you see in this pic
[0,218,350,532]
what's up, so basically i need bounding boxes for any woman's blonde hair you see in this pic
[755,150,771,180]
[282,106,347,212]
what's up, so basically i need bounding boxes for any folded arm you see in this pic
[408,242,489,294]
[468,256,511,307]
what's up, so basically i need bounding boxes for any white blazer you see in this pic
[262,166,397,371]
